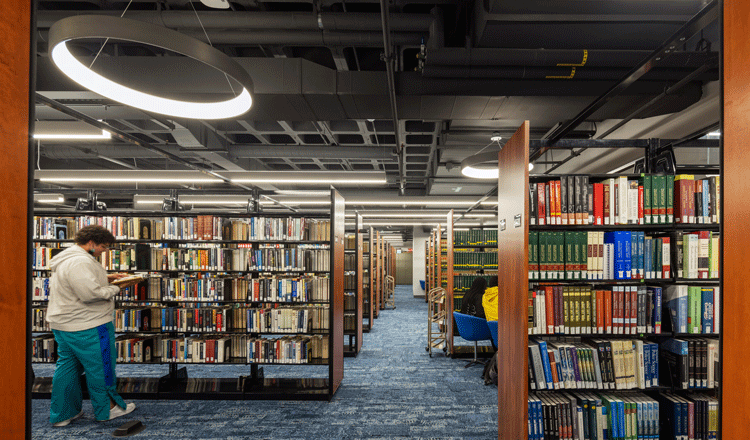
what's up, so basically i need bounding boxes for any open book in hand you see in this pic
[111,274,148,286]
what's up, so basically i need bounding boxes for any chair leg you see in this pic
[463,341,486,368]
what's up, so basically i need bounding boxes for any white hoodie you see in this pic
[46,245,120,332]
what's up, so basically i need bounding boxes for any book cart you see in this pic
[426,286,448,357]
[496,122,722,439]
[31,189,345,401]
[343,214,363,357]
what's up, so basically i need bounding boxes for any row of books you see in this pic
[159,334,328,364]
[530,230,719,281]
[344,273,358,290]
[33,215,332,242]
[453,274,495,293]
[344,253,357,271]
[529,231,672,281]
[664,285,721,334]
[145,246,331,272]
[529,174,676,227]
[528,391,660,440]
[529,338,659,391]
[528,285,663,336]
[453,229,498,247]
[661,338,720,390]
[111,305,330,333]
[527,391,719,440]
[33,274,332,303]
[674,175,721,224]
[452,251,498,271]
[31,335,55,362]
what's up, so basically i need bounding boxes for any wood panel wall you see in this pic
[721,1,749,436]
[0,1,31,438]
[496,122,530,440]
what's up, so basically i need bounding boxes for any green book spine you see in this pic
[657,175,667,224]
[666,174,675,223]
[642,174,652,224]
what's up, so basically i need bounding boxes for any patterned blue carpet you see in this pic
[32,285,498,439]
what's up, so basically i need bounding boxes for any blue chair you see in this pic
[453,312,493,367]
[487,320,498,349]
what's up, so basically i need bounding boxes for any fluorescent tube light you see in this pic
[34,130,111,140]
[34,193,65,204]
[274,190,331,196]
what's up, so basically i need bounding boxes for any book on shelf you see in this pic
[529,174,676,227]
[528,338,659,391]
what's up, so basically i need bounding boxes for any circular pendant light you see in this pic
[48,15,253,120]
[460,151,534,178]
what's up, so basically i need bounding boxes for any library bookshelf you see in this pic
[497,122,722,439]
[30,189,345,401]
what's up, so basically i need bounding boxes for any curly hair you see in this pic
[74,225,116,246]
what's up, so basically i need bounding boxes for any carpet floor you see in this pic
[32,285,498,439]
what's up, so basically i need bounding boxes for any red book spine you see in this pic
[554,180,562,225]
[674,180,683,223]
[549,181,558,225]
[594,183,604,225]
[621,286,629,334]
[603,184,611,225]
[604,289,613,333]
[538,182,546,226]
[545,286,555,334]
[638,184,644,224]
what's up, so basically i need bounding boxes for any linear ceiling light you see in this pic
[34,193,65,204]
[48,15,253,120]
[34,121,111,140]
[35,170,224,184]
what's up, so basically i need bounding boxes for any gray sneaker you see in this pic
[101,402,136,421]
[53,410,84,427]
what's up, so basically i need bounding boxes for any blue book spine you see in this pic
[618,399,625,440]
[651,343,659,386]
[536,340,555,389]
[638,231,645,278]
[643,342,652,387]
[601,404,608,440]
[702,288,714,333]
[621,231,632,279]
[613,232,624,279]
[570,347,582,385]
[644,237,652,279]
[631,232,638,280]
[703,179,710,221]
[536,400,544,440]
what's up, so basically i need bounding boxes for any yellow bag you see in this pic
[482,286,499,322]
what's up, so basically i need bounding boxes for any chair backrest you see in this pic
[487,320,498,347]
[453,311,492,342]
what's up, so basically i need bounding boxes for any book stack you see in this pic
[528,285,662,335]
[663,285,720,334]
[529,231,672,281]
[529,174,675,227]
[529,391,660,440]
[660,338,720,390]
[529,338,659,391]
[674,175,721,224]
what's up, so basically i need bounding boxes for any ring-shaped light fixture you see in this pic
[48,15,253,120]
[460,151,534,178]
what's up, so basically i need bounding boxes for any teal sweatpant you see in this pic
[50,322,126,423]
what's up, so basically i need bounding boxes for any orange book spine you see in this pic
[605,288,613,334]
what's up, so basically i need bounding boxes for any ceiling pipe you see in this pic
[379,0,405,195]
[420,65,714,80]
[36,11,434,32]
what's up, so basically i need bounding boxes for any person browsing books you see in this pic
[46,225,142,427]
[459,277,488,319]
[481,276,499,322]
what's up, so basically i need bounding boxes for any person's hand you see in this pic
[108,273,128,283]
